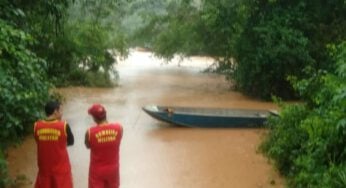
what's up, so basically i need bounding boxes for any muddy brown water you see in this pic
[7,49,284,188]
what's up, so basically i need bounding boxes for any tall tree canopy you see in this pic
[133,0,346,100]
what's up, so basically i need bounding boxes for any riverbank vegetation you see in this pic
[1,0,345,187]
[133,0,345,100]
[261,42,346,187]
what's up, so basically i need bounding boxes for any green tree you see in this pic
[0,19,51,186]
[132,0,345,100]
[133,0,248,60]
[46,0,128,86]
[234,1,313,99]
[261,42,346,187]
[234,0,346,99]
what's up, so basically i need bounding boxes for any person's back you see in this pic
[85,104,123,188]
[34,101,74,188]
[34,120,71,175]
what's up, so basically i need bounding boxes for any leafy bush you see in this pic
[261,42,346,187]
[0,150,10,186]
[0,19,51,186]
[0,19,51,144]
[261,104,309,175]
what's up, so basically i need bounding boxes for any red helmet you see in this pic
[88,104,106,119]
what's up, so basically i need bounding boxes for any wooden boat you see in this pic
[142,105,278,128]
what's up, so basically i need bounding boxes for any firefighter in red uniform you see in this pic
[34,101,74,188]
[85,104,123,188]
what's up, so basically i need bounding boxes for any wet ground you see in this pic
[7,49,284,188]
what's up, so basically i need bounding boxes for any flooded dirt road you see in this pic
[8,49,283,188]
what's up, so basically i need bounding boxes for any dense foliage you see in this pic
[0,1,66,185]
[47,0,128,86]
[1,0,128,87]
[0,19,51,186]
[234,0,346,99]
[133,0,248,61]
[134,0,346,100]
[261,42,346,187]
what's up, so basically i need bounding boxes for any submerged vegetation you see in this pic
[0,0,345,187]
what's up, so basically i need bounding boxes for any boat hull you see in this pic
[142,105,275,128]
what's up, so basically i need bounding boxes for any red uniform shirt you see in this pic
[34,120,71,175]
[88,123,122,175]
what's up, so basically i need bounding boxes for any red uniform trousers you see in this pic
[35,172,73,188]
[89,168,119,188]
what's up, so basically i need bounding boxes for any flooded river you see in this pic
[8,49,283,188]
